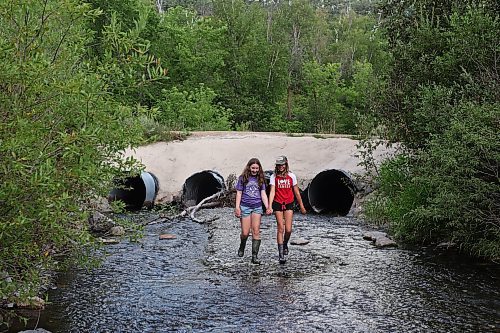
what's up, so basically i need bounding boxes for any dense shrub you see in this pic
[365,2,500,260]
[367,103,499,259]
[0,0,144,309]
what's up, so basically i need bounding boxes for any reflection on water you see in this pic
[8,208,500,332]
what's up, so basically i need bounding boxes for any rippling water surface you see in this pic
[10,208,499,332]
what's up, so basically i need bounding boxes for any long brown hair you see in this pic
[274,162,289,176]
[240,158,265,187]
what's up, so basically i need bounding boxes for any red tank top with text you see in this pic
[270,172,297,204]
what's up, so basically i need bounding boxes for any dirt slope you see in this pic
[125,131,393,202]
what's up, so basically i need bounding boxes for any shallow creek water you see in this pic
[9,208,500,332]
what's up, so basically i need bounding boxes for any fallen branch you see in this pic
[176,189,226,223]
[190,189,225,223]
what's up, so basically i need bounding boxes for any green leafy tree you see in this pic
[88,1,168,107]
[297,60,379,134]
[211,0,287,130]
[0,0,144,312]
[86,0,160,56]
[329,10,389,79]
[156,85,232,130]
[376,0,499,146]
[299,61,351,133]
[280,0,319,120]
[365,1,500,259]
[149,6,227,93]
[351,60,387,136]
[367,102,499,258]
[146,6,234,131]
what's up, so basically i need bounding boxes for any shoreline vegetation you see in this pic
[1,0,498,329]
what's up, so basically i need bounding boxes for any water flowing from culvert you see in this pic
[8,209,499,333]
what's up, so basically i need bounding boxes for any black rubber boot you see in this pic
[284,232,291,255]
[238,237,248,257]
[251,239,261,265]
[278,244,286,264]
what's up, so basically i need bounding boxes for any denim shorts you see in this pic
[240,205,263,218]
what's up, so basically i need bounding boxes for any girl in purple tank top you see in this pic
[234,158,270,264]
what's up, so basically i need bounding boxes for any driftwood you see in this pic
[178,189,227,223]
[152,174,237,224]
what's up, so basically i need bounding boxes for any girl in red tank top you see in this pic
[266,155,306,264]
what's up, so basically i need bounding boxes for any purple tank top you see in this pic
[235,175,266,208]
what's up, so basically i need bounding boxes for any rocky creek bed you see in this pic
[8,208,500,333]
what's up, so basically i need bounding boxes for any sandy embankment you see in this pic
[125,132,393,202]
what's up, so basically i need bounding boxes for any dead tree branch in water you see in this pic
[179,189,226,223]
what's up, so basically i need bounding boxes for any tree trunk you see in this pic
[287,85,292,120]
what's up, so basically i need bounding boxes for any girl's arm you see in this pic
[293,185,306,214]
[235,190,242,217]
[267,185,275,214]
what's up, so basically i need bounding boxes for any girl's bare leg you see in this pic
[283,210,294,255]
[274,211,285,243]
[250,213,261,240]
[274,211,286,263]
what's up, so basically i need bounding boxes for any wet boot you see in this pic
[278,244,286,264]
[238,237,248,257]
[251,239,261,265]
[283,232,291,255]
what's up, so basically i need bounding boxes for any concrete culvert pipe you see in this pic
[307,169,356,215]
[182,170,225,207]
[108,171,159,210]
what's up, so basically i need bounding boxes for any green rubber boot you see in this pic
[251,239,261,265]
[238,237,248,257]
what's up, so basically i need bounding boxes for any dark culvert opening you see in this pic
[108,171,159,210]
[264,170,273,197]
[182,170,225,207]
[307,169,356,216]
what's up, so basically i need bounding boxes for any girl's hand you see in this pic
[300,206,307,214]
[266,208,273,215]
[234,207,241,218]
